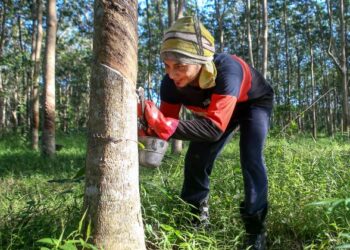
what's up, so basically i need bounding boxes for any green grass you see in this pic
[0,133,349,249]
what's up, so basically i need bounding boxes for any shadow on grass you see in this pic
[0,151,85,179]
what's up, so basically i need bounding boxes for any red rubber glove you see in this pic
[144,100,179,140]
[137,102,156,137]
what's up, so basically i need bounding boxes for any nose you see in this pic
[167,69,178,80]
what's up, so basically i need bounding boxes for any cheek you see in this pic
[186,68,198,80]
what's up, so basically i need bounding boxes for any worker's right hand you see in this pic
[144,100,179,140]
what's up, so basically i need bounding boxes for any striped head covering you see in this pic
[160,16,217,89]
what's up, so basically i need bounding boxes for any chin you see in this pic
[174,81,187,88]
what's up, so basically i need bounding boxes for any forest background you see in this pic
[0,0,349,249]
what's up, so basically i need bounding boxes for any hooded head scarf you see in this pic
[160,16,217,89]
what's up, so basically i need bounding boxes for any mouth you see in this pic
[174,79,184,87]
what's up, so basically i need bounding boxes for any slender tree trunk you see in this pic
[327,0,349,134]
[338,0,348,134]
[256,0,260,70]
[310,42,317,139]
[246,0,254,67]
[0,0,8,58]
[0,0,8,131]
[156,0,164,34]
[176,0,185,19]
[32,0,43,150]
[145,0,153,99]
[296,45,303,132]
[42,0,57,156]
[167,0,175,26]
[215,0,225,52]
[11,76,19,131]
[0,73,5,131]
[84,1,146,249]
[17,14,24,51]
[283,2,291,122]
[261,0,268,78]
[63,84,70,132]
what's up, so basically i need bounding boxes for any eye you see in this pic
[176,65,187,71]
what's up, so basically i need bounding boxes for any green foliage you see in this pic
[36,210,97,250]
[0,133,349,249]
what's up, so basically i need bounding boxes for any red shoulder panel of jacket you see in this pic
[207,94,237,131]
[185,94,237,132]
[232,55,252,102]
[160,101,181,119]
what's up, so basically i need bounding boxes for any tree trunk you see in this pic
[11,74,19,132]
[167,0,175,26]
[0,73,5,131]
[310,42,317,139]
[176,0,185,19]
[145,0,153,99]
[261,0,268,78]
[32,0,43,150]
[84,1,146,249]
[296,45,303,133]
[0,0,8,58]
[327,0,349,134]
[42,0,57,156]
[339,0,348,135]
[156,0,164,34]
[63,84,70,132]
[215,0,225,52]
[246,0,254,67]
[283,2,291,122]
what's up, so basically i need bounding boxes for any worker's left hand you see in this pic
[144,100,179,140]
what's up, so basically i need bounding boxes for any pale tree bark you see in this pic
[10,74,19,131]
[261,0,268,78]
[0,0,7,130]
[62,84,70,132]
[0,72,5,131]
[42,0,57,156]
[145,0,153,98]
[326,0,349,134]
[167,0,175,26]
[283,2,291,122]
[176,0,185,19]
[215,0,227,52]
[84,1,145,249]
[308,30,317,139]
[246,0,254,67]
[296,43,304,132]
[32,0,43,150]
[0,0,8,58]
[27,1,37,133]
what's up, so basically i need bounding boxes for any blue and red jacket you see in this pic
[160,53,274,142]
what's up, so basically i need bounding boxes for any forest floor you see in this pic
[0,132,349,250]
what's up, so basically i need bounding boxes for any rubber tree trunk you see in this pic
[32,0,43,150]
[83,1,146,249]
[261,0,268,79]
[246,0,254,67]
[42,0,57,156]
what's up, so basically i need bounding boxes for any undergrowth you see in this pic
[0,132,349,249]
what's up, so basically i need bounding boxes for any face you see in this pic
[164,59,202,88]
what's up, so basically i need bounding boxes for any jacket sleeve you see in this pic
[171,94,237,142]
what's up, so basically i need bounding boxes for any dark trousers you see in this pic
[180,103,272,216]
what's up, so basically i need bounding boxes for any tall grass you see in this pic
[0,133,349,249]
